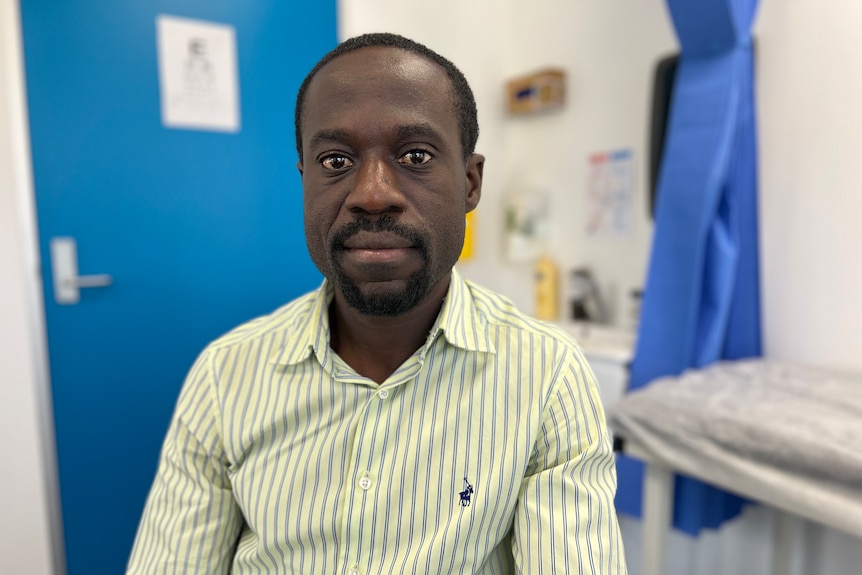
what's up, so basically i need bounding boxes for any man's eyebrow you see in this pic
[396,123,445,143]
[308,124,448,150]
[309,129,351,150]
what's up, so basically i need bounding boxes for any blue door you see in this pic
[20,2,335,573]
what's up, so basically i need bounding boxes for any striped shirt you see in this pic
[127,269,627,574]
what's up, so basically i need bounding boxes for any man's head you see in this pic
[295,34,483,317]
[295,33,479,162]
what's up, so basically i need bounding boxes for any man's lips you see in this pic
[341,232,414,250]
[339,232,416,266]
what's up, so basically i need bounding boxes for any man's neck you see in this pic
[328,274,451,384]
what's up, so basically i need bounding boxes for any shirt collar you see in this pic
[269,279,332,367]
[271,268,495,367]
[427,268,495,356]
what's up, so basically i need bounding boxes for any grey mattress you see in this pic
[607,359,862,537]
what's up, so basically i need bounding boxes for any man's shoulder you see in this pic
[463,278,579,349]
[204,288,321,352]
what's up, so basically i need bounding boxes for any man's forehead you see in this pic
[303,47,458,129]
[298,45,464,158]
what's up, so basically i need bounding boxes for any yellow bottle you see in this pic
[533,253,559,321]
[459,210,476,262]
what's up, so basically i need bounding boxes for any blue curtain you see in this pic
[615,0,761,535]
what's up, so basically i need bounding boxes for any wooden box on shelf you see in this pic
[506,68,566,115]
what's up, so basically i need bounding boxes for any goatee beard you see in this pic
[330,215,431,316]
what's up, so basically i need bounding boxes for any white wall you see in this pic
[341,0,862,574]
[0,1,60,574]
[493,0,675,323]
[756,1,862,374]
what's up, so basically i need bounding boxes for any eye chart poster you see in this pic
[156,15,240,132]
[586,149,634,237]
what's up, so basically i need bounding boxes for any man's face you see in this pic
[298,47,482,316]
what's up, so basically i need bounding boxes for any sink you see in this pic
[556,321,636,363]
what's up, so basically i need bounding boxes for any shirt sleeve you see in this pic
[126,350,243,574]
[512,349,628,575]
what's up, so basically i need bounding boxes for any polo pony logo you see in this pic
[458,477,474,507]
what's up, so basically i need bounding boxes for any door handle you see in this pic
[50,237,113,305]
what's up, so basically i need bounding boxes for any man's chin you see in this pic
[337,275,429,317]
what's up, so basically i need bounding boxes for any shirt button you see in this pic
[358,476,373,490]
[349,568,361,575]
[378,389,390,399]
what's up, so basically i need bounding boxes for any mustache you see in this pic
[331,215,428,255]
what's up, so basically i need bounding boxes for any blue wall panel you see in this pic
[20,2,337,573]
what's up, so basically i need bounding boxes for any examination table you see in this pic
[608,359,862,575]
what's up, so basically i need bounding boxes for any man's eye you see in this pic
[320,155,354,171]
[399,149,433,165]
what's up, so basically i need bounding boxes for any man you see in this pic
[128,32,627,574]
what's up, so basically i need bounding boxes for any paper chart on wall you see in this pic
[586,149,634,237]
[156,15,241,132]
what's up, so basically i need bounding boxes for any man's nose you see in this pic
[346,156,406,214]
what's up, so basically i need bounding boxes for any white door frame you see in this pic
[0,0,64,573]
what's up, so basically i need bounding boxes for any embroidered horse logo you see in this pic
[458,477,474,507]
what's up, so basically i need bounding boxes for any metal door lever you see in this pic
[50,237,113,305]
[65,274,113,289]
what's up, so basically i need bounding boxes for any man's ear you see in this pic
[296,160,304,177]
[465,153,484,213]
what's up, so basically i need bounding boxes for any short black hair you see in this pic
[294,32,479,162]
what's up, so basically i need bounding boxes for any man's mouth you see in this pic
[340,232,416,265]
[342,232,414,251]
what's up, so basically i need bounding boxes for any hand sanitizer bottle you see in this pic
[534,253,559,321]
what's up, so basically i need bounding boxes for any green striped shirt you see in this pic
[127,269,627,574]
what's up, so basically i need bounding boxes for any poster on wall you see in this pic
[156,15,241,132]
[586,149,634,237]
